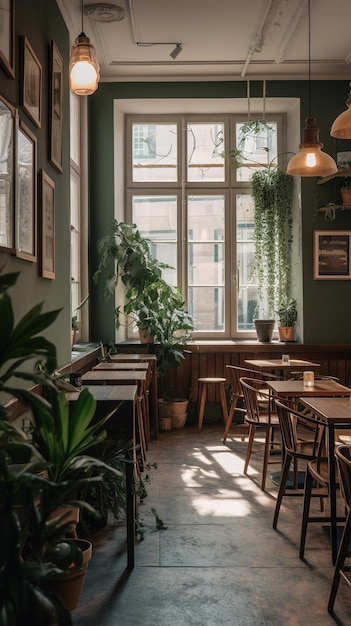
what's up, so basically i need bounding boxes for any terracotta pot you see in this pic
[278,326,295,342]
[43,539,92,612]
[158,398,188,428]
[341,188,351,206]
[139,330,154,344]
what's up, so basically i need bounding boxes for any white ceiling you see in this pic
[56,0,351,82]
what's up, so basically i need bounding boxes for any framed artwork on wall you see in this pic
[50,41,63,173]
[22,37,42,128]
[0,93,16,251]
[0,0,15,78]
[40,170,55,279]
[313,230,351,280]
[16,120,37,262]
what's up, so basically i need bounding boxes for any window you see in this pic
[126,114,284,339]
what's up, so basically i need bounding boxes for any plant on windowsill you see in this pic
[71,294,89,346]
[276,297,297,342]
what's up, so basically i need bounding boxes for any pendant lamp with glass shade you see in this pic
[69,0,100,96]
[330,84,351,139]
[286,0,337,177]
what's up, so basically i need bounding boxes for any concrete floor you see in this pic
[72,424,351,626]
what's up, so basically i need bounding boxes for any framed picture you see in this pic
[50,41,63,173]
[22,37,42,128]
[313,230,351,280]
[40,170,55,279]
[0,0,15,78]
[16,120,37,262]
[0,93,16,251]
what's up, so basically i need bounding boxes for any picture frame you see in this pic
[50,41,63,173]
[40,170,55,279]
[0,0,15,78]
[16,120,37,262]
[22,37,42,128]
[0,93,17,251]
[313,230,351,280]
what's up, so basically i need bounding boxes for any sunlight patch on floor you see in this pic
[189,494,251,517]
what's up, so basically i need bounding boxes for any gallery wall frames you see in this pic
[0,0,15,78]
[16,120,37,262]
[21,36,42,129]
[50,40,63,173]
[0,93,16,252]
[313,230,351,280]
[39,169,55,279]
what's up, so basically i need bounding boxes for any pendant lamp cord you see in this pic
[308,0,311,117]
[81,0,84,34]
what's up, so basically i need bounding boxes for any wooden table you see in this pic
[299,396,351,564]
[82,370,147,385]
[66,384,137,569]
[244,358,321,379]
[266,379,351,399]
[92,362,149,371]
[109,354,158,438]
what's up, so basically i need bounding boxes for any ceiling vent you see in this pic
[84,3,125,23]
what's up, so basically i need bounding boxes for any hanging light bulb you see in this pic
[287,117,338,176]
[286,0,337,177]
[330,84,351,139]
[69,0,100,96]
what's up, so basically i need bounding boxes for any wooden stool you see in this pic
[197,377,228,431]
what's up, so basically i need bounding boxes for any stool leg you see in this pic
[197,382,207,431]
[219,382,228,425]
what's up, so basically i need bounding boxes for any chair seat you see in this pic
[245,412,280,426]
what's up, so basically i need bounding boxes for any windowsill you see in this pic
[71,342,100,362]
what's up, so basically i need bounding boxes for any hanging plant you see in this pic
[251,166,294,317]
[224,119,275,169]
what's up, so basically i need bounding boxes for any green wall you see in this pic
[0,0,71,369]
[89,80,351,344]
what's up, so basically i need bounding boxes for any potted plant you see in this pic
[340,178,351,206]
[93,221,172,340]
[0,269,123,622]
[71,294,89,346]
[94,221,196,427]
[276,298,297,342]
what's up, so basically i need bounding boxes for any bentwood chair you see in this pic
[328,444,351,614]
[240,377,281,491]
[223,365,282,442]
[299,418,340,560]
[273,399,325,530]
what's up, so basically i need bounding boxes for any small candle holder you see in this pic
[282,354,290,365]
[303,371,314,387]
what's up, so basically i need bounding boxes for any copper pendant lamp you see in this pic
[330,84,351,139]
[287,0,337,177]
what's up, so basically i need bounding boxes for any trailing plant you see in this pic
[223,119,275,169]
[251,165,294,317]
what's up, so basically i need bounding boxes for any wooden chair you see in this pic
[299,418,340,560]
[273,399,325,530]
[328,444,351,614]
[223,365,282,443]
[240,377,281,491]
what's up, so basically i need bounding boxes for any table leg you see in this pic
[328,425,337,565]
[125,400,136,569]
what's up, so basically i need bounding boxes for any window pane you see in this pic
[236,121,277,182]
[189,286,224,331]
[132,123,177,182]
[132,195,178,284]
[187,195,225,331]
[236,194,260,331]
[187,122,225,182]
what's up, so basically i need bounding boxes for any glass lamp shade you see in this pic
[330,98,351,139]
[69,33,100,96]
[287,117,338,177]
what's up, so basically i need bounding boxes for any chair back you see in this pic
[335,445,351,512]
[226,365,282,403]
[240,377,272,425]
[274,399,322,459]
